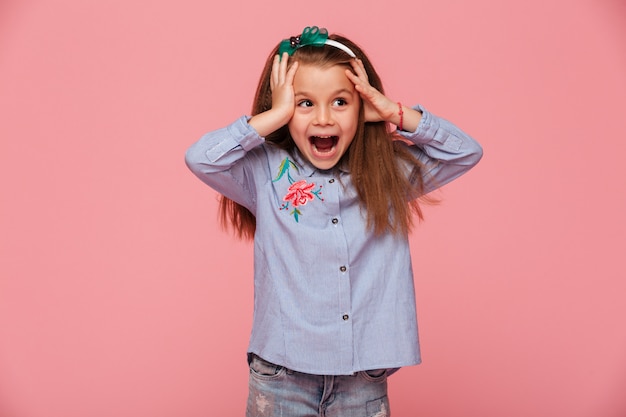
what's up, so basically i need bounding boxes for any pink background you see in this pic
[1,0,625,416]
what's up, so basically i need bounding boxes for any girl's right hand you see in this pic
[270,53,299,117]
[249,53,298,137]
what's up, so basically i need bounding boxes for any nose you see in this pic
[314,105,334,126]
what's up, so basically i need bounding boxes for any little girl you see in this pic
[186,26,482,417]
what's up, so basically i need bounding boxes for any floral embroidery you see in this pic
[284,180,316,207]
[274,157,299,184]
[274,157,323,222]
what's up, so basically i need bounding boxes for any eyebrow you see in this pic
[294,88,355,97]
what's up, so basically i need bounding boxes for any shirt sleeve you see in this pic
[397,104,483,194]
[185,116,265,212]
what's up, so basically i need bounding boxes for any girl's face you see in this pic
[288,63,361,170]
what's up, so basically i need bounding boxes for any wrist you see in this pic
[396,105,423,133]
[249,108,292,137]
[396,102,404,131]
[387,102,405,130]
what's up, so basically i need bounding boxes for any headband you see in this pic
[277,26,356,59]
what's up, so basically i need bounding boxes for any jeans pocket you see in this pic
[248,354,286,380]
[359,368,388,382]
[366,396,390,417]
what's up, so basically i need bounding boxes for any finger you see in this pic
[285,60,299,85]
[278,52,289,84]
[270,54,280,91]
[345,68,370,96]
[344,67,362,86]
[349,58,369,82]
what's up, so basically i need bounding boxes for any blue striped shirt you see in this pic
[185,105,482,375]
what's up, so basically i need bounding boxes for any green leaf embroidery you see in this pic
[273,158,299,183]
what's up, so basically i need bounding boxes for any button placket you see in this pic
[326,174,352,343]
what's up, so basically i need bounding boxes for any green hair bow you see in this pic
[277,26,356,59]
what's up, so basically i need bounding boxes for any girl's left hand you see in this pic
[345,59,397,124]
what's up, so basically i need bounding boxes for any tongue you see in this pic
[313,137,334,152]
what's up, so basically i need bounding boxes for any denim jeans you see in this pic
[246,354,390,417]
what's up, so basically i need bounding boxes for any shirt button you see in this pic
[328,178,335,183]
[332,218,339,224]
[342,314,349,321]
[339,265,347,272]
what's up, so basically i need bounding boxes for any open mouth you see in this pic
[309,135,338,154]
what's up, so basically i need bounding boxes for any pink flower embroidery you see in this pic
[274,157,323,222]
[283,180,316,207]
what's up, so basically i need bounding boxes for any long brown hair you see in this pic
[220,32,432,239]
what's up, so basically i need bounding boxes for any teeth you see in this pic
[309,135,337,155]
[313,144,335,153]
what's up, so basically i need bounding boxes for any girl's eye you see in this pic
[297,100,313,107]
[333,98,348,106]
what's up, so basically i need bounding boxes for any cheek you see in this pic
[287,120,308,148]
[349,101,361,127]
[288,112,308,129]
[287,118,302,138]
[345,109,360,133]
